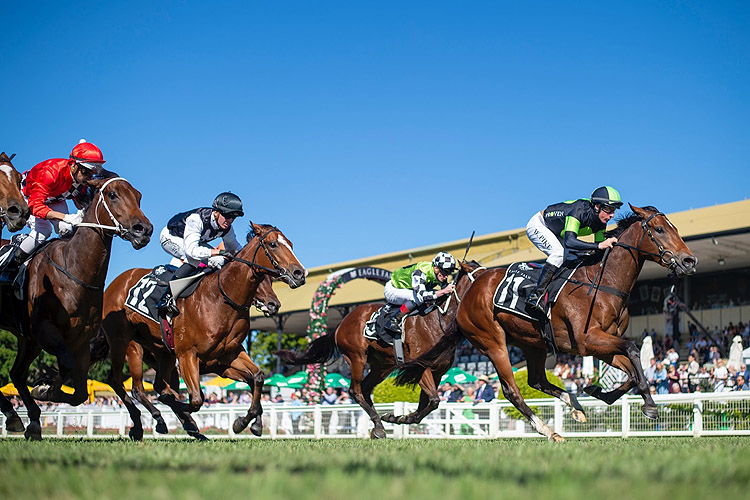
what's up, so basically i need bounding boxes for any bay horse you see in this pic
[98,223,305,439]
[395,205,697,441]
[0,175,152,440]
[0,152,30,432]
[276,260,487,439]
[90,273,281,439]
[0,152,30,233]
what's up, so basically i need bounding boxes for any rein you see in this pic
[42,245,102,290]
[215,225,290,311]
[613,211,678,269]
[437,265,485,314]
[76,177,131,237]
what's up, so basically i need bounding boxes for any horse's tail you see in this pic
[89,327,110,364]
[394,319,464,387]
[275,333,338,365]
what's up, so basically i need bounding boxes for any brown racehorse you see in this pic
[395,205,697,441]
[0,175,152,440]
[276,260,487,439]
[98,223,305,439]
[0,152,30,233]
[0,151,30,432]
[90,274,281,439]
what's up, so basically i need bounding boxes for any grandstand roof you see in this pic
[250,199,750,335]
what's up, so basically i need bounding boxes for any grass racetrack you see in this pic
[1,437,747,499]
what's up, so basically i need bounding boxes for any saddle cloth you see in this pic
[493,262,579,321]
[125,264,179,324]
[363,303,441,345]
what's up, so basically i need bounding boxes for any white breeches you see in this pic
[526,211,565,267]
[19,200,69,254]
[384,281,421,309]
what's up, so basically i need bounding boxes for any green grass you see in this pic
[0,437,747,500]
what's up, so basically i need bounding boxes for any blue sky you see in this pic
[2,1,748,282]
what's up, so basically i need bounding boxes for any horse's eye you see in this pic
[269,241,277,249]
[655,226,665,234]
[108,191,117,201]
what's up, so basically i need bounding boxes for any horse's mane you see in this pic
[605,206,659,239]
[246,223,275,243]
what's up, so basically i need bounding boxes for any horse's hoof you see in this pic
[370,428,387,439]
[232,417,249,434]
[549,433,565,443]
[570,409,587,423]
[583,385,602,398]
[5,414,25,433]
[24,422,42,441]
[642,404,659,420]
[30,384,51,401]
[128,427,144,441]
[187,430,208,441]
[155,421,168,434]
[249,419,263,437]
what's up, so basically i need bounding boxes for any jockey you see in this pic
[381,251,458,332]
[155,192,244,315]
[7,139,105,264]
[525,185,622,316]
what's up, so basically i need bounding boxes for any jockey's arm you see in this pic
[183,214,216,261]
[221,226,242,255]
[411,270,438,302]
[562,216,616,251]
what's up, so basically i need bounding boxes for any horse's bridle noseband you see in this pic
[614,211,679,270]
[76,177,131,239]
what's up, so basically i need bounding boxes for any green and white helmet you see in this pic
[590,186,623,209]
[432,252,457,275]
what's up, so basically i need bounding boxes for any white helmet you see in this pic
[432,252,457,275]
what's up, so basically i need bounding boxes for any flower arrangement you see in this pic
[302,274,344,403]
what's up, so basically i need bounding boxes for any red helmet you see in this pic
[70,139,106,166]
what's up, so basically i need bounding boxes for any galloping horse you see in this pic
[277,260,487,439]
[0,175,152,440]
[0,152,29,233]
[99,223,305,439]
[0,152,30,432]
[395,205,697,441]
[90,274,281,439]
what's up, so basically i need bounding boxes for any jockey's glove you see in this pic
[218,249,234,258]
[62,210,84,226]
[58,220,75,237]
[207,255,226,268]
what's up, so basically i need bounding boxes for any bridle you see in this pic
[217,224,296,311]
[437,265,486,314]
[76,177,131,238]
[613,211,679,270]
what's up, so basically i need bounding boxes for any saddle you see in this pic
[493,262,579,353]
[363,302,440,364]
[125,264,213,351]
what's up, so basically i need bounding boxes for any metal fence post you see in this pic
[489,401,499,438]
[392,402,404,439]
[270,407,277,439]
[314,406,322,438]
[57,412,64,436]
[87,410,94,437]
[554,399,564,435]
[693,398,703,437]
[621,397,630,439]
[228,408,236,438]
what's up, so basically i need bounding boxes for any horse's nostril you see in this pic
[293,269,303,279]
[132,224,145,235]
[7,205,20,216]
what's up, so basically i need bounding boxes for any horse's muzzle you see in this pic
[283,265,307,289]
[4,200,30,232]
[674,254,698,276]
[127,220,154,250]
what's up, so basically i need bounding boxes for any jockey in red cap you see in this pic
[13,139,106,259]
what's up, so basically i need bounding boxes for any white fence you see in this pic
[2,392,749,439]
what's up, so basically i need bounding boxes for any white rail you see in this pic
[2,392,749,439]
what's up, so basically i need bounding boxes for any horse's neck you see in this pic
[65,223,113,285]
[598,229,647,296]
[214,251,264,312]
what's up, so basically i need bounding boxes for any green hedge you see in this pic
[496,368,566,419]
[372,377,421,403]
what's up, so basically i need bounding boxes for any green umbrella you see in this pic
[324,373,350,388]
[285,371,308,388]
[224,380,251,390]
[265,373,290,387]
[178,378,206,390]
[440,366,477,385]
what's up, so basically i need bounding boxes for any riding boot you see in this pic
[156,262,198,317]
[526,262,559,317]
[387,308,410,334]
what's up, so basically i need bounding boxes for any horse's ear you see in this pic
[629,203,645,216]
[9,153,15,161]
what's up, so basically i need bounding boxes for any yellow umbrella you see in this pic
[1,382,74,396]
[87,379,114,402]
[123,377,154,392]
[203,376,235,387]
